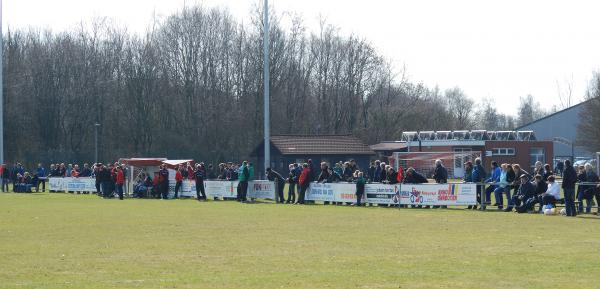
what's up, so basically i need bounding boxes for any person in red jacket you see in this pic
[174,164,183,199]
[115,166,125,200]
[297,163,310,205]
[187,162,194,180]
[396,165,405,183]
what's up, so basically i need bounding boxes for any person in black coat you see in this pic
[158,165,169,200]
[266,168,286,203]
[509,174,536,213]
[562,160,578,216]
[98,165,112,198]
[432,160,448,184]
[432,159,448,208]
[527,174,548,212]
[403,168,428,208]
[194,163,207,201]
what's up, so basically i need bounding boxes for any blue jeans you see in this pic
[287,183,296,202]
[485,185,496,204]
[564,187,576,216]
[577,187,593,213]
[494,187,512,208]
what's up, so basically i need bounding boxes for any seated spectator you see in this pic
[494,164,511,210]
[484,161,501,205]
[540,176,561,208]
[527,174,548,213]
[508,174,536,213]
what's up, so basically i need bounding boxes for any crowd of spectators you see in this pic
[2,158,600,216]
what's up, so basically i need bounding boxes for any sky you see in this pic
[4,0,600,115]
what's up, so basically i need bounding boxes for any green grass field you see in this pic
[1,192,600,289]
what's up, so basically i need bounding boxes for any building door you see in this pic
[454,148,472,179]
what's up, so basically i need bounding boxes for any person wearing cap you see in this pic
[507,174,535,212]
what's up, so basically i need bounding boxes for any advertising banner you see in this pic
[248,180,276,199]
[399,183,477,206]
[365,184,401,205]
[305,182,336,202]
[48,177,96,192]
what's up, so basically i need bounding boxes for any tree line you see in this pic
[3,4,564,166]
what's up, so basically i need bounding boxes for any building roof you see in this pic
[270,135,375,155]
[515,99,590,130]
[370,142,408,151]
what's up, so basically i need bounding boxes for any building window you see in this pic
[492,148,515,156]
[530,148,545,169]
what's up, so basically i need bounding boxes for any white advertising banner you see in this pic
[248,180,276,199]
[365,183,401,205]
[204,180,239,198]
[399,183,477,206]
[331,182,360,203]
[306,182,364,203]
[306,182,336,202]
[48,177,96,192]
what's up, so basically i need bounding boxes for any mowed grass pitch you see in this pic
[1,193,600,289]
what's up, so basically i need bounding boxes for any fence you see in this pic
[42,177,600,209]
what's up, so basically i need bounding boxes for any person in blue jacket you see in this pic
[35,163,46,192]
[471,158,486,210]
[485,161,501,206]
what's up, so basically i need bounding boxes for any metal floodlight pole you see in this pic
[263,0,270,176]
[0,0,4,165]
[94,123,100,163]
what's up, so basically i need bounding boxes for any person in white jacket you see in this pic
[540,175,561,207]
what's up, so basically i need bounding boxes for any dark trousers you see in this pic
[161,182,169,199]
[287,183,296,203]
[356,193,364,206]
[298,184,308,204]
[577,187,593,213]
[36,179,46,192]
[116,184,124,200]
[196,181,206,200]
[101,182,111,198]
[541,194,557,206]
[174,181,182,199]
[95,182,101,195]
[239,181,248,201]
[485,185,495,204]
[276,181,285,203]
[2,178,9,192]
[564,187,576,216]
